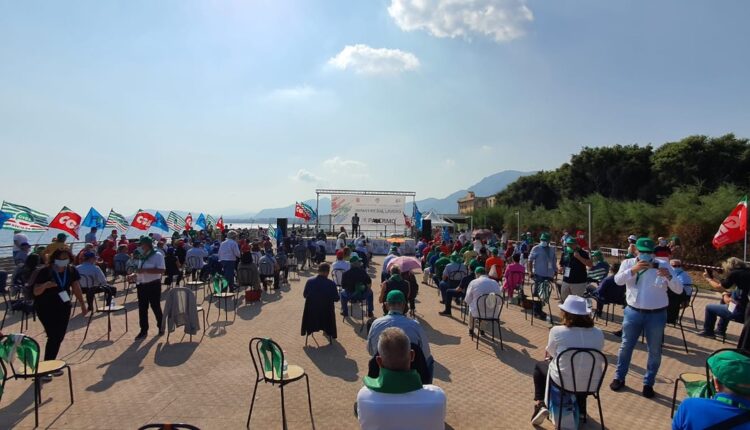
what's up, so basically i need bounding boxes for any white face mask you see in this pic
[54,259,69,268]
[540,241,549,247]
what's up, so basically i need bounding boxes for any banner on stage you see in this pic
[331,194,406,229]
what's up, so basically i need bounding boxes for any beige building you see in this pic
[457,191,495,214]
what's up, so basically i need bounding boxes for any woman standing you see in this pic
[128,237,165,340]
[33,249,88,366]
[704,257,750,351]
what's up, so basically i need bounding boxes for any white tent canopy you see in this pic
[422,211,453,227]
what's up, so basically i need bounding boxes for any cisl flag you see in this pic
[49,206,82,239]
[712,196,748,249]
[131,209,156,231]
[185,213,193,231]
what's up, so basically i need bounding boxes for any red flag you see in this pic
[49,206,82,239]
[185,213,193,230]
[131,210,156,231]
[712,196,748,249]
[295,203,311,221]
[404,213,412,228]
[216,216,224,231]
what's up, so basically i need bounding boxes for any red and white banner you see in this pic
[131,210,156,231]
[185,213,193,230]
[712,196,748,249]
[48,206,82,239]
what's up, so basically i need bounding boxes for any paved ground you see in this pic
[0,256,742,429]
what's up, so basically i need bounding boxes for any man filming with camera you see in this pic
[609,237,684,399]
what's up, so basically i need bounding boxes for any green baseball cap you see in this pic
[56,233,67,241]
[708,350,750,395]
[635,237,655,252]
[469,259,481,271]
[349,254,361,263]
[539,232,550,241]
[565,237,577,245]
[475,266,486,275]
[490,247,499,255]
[591,250,603,258]
[386,290,405,303]
[139,236,153,246]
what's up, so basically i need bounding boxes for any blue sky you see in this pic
[1,0,749,216]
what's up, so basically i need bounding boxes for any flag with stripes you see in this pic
[105,209,129,232]
[167,211,186,232]
[299,202,317,220]
[206,214,216,227]
[1,201,49,231]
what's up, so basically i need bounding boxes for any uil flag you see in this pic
[196,213,207,230]
[131,209,156,231]
[713,196,748,249]
[185,213,193,231]
[295,202,311,221]
[82,207,106,230]
[153,212,169,232]
[49,206,82,239]
[216,216,224,231]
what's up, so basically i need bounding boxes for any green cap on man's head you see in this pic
[539,232,550,242]
[708,350,750,395]
[349,254,361,263]
[56,233,67,241]
[475,267,486,275]
[636,237,655,252]
[386,290,405,303]
[139,236,153,246]
[565,237,576,245]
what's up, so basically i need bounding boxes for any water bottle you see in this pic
[110,298,116,310]
[282,359,289,378]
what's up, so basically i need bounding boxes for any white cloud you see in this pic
[388,0,533,42]
[444,158,456,167]
[265,85,319,102]
[481,145,493,151]
[290,169,323,183]
[323,156,370,179]
[328,44,420,75]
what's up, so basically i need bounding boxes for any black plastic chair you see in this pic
[524,279,554,326]
[80,274,128,342]
[0,334,74,428]
[681,286,699,330]
[471,293,504,350]
[246,337,314,429]
[553,348,608,430]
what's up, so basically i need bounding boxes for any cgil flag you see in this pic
[153,211,169,232]
[105,209,129,232]
[195,213,206,230]
[216,216,224,231]
[185,213,193,231]
[712,196,748,249]
[295,202,311,221]
[49,206,82,239]
[167,211,186,232]
[131,209,156,231]
[1,201,49,232]
[82,207,106,230]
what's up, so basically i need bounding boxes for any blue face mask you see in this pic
[638,253,654,263]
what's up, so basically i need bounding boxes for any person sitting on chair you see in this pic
[301,263,339,343]
[699,288,746,339]
[672,350,750,430]
[258,249,280,290]
[379,266,410,315]
[368,291,432,378]
[437,253,467,303]
[341,255,374,318]
[76,251,117,309]
[531,295,605,426]
[357,327,446,430]
[331,250,351,273]
[590,264,625,317]
[186,240,208,279]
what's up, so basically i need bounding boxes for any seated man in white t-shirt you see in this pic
[356,327,446,430]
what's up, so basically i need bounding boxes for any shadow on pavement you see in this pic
[304,340,360,382]
[86,336,159,392]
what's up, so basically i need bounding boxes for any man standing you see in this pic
[301,263,339,343]
[84,227,98,245]
[356,327,446,430]
[610,237,683,398]
[218,230,241,290]
[527,232,556,320]
[558,237,592,302]
[352,212,360,236]
[129,237,165,339]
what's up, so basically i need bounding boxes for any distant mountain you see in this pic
[414,170,533,214]
[240,170,533,220]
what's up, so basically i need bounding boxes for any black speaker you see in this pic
[421,219,432,239]
[276,218,288,238]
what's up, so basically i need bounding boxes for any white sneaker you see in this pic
[531,405,549,426]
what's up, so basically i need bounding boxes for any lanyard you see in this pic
[138,250,156,270]
[715,393,750,411]
[53,268,68,290]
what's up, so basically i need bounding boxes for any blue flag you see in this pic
[275,222,283,245]
[153,211,169,232]
[82,207,106,230]
[413,205,423,230]
[196,213,207,230]
[442,226,451,242]
[0,210,10,230]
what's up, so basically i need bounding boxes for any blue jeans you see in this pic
[615,306,667,386]
[221,260,236,288]
[704,303,735,334]
[341,290,374,316]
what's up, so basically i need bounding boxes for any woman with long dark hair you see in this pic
[33,248,88,364]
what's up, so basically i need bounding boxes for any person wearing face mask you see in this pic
[610,237,684,399]
[558,237,593,303]
[654,236,672,258]
[528,233,557,320]
[33,249,88,369]
[127,237,166,340]
[625,235,638,258]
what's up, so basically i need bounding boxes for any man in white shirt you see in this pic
[127,237,166,340]
[463,267,502,336]
[331,250,351,273]
[357,327,446,430]
[218,230,241,290]
[610,237,683,399]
